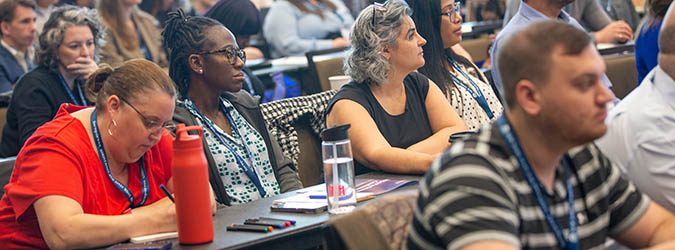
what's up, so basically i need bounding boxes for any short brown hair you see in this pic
[0,0,35,36]
[497,20,591,108]
[85,59,177,110]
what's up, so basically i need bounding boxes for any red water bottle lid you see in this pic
[173,124,204,150]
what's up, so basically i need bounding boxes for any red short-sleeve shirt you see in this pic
[0,104,174,249]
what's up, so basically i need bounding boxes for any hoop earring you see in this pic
[107,119,118,136]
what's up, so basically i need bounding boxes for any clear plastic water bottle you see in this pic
[320,124,357,214]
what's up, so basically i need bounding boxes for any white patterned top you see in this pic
[447,62,503,131]
[184,98,280,204]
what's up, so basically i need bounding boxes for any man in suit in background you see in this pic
[0,0,36,93]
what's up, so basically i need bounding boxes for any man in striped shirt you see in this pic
[408,20,675,250]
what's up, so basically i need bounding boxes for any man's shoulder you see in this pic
[0,44,11,59]
[495,15,531,48]
[606,73,672,134]
[567,144,615,180]
[0,45,19,73]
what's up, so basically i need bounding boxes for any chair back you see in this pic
[0,157,16,197]
[306,47,349,94]
[0,107,7,142]
[604,53,638,99]
[0,90,11,142]
[324,190,419,250]
[294,115,323,186]
[261,90,337,186]
[459,36,492,64]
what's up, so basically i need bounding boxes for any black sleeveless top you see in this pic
[325,72,434,175]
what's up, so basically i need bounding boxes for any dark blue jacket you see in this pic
[0,44,28,93]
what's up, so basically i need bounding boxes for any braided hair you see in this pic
[162,9,222,98]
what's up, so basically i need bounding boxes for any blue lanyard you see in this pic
[448,58,495,119]
[58,74,87,106]
[497,116,579,250]
[183,98,267,198]
[90,110,149,208]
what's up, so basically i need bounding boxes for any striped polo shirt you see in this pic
[407,124,650,250]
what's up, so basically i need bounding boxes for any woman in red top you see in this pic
[0,59,189,249]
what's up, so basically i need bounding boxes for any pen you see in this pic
[309,194,326,199]
[309,192,355,200]
[227,224,273,233]
[244,218,287,228]
[159,184,174,203]
[258,217,297,226]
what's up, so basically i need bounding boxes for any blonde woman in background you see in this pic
[97,0,167,67]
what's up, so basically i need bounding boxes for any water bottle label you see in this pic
[327,184,346,197]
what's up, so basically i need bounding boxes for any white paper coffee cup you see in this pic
[328,75,351,90]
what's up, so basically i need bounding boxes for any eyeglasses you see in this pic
[199,46,246,65]
[119,96,176,134]
[441,1,462,23]
[371,2,386,31]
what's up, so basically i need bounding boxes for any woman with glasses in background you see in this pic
[325,0,467,175]
[0,6,100,157]
[164,10,302,205]
[0,59,213,249]
[408,0,503,131]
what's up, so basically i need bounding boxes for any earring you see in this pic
[107,119,118,136]
[198,69,204,74]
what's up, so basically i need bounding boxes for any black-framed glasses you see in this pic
[371,2,386,31]
[198,46,246,65]
[119,96,176,134]
[441,1,461,23]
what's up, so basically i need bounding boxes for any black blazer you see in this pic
[0,44,27,93]
[0,66,93,157]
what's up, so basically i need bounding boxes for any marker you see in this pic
[227,224,273,233]
[244,218,286,229]
[159,184,174,203]
[258,217,296,226]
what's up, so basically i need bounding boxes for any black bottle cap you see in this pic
[320,124,351,141]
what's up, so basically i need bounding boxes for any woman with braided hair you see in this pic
[164,10,302,206]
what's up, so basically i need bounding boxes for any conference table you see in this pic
[165,172,420,250]
[597,41,635,56]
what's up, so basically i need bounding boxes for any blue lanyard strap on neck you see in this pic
[183,98,267,198]
[90,110,149,208]
[497,116,579,250]
[447,58,495,119]
[58,74,87,106]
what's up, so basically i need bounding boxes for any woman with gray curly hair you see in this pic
[0,5,101,157]
[325,0,467,175]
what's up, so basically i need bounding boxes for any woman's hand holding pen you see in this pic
[130,197,177,236]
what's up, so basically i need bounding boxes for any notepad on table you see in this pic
[129,231,178,243]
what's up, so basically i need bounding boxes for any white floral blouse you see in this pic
[184,98,281,204]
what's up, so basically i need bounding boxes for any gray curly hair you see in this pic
[345,0,411,85]
[35,5,104,70]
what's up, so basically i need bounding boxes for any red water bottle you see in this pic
[172,124,213,244]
